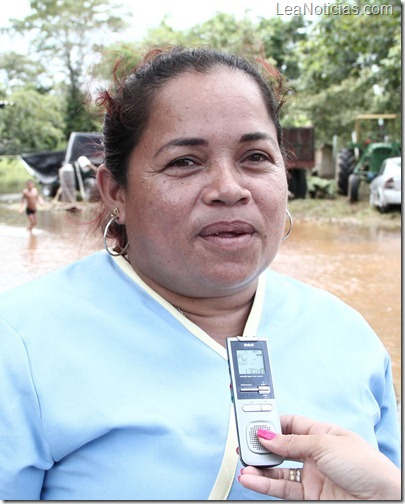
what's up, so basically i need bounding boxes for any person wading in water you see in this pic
[19,180,44,231]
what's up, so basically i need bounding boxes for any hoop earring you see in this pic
[282,208,293,241]
[103,207,129,257]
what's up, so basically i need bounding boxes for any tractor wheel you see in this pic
[337,149,355,195]
[348,174,361,202]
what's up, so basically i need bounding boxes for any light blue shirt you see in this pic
[0,252,400,499]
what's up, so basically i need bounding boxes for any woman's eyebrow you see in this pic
[240,132,278,147]
[155,137,208,157]
[154,132,278,158]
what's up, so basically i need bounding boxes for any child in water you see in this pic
[19,180,44,231]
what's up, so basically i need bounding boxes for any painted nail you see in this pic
[257,429,278,440]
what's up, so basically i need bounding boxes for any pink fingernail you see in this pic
[257,429,278,440]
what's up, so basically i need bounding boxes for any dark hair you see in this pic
[96,46,290,250]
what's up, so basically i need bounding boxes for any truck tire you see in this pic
[348,173,361,202]
[288,168,307,199]
[337,149,355,195]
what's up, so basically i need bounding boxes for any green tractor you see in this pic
[337,114,401,202]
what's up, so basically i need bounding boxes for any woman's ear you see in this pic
[96,164,126,224]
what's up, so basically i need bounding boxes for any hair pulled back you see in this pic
[96,45,290,250]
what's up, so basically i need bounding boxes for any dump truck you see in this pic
[283,126,315,199]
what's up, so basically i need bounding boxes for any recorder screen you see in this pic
[236,349,265,375]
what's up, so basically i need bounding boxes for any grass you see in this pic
[0,156,32,194]
[289,195,401,230]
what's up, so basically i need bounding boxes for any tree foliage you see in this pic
[0,89,65,154]
[0,0,401,153]
[293,0,401,144]
[9,0,129,84]
[0,52,47,92]
[4,0,130,138]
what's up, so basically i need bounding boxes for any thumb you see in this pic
[257,429,321,461]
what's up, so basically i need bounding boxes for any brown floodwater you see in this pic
[0,202,401,400]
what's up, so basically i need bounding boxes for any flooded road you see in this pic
[0,202,401,400]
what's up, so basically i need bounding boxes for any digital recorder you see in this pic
[226,336,284,467]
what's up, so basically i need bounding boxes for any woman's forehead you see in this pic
[150,67,271,122]
[158,65,261,95]
[130,69,280,161]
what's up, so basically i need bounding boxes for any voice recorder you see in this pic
[226,336,284,467]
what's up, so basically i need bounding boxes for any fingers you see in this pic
[280,415,315,435]
[280,415,339,436]
[254,415,346,462]
[256,430,319,461]
[241,465,287,479]
[239,470,303,500]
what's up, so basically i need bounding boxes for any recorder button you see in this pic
[240,387,258,392]
[261,404,273,412]
[258,385,271,394]
[242,405,261,412]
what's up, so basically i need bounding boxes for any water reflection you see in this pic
[0,204,401,399]
[0,205,102,290]
[27,232,38,251]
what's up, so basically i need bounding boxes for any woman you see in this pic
[0,47,399,500]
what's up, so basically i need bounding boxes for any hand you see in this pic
[238,415,401,500]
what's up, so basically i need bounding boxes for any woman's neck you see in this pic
[126,258,257,347]
[174,291,256,346]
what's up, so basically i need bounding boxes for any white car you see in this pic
[369,157,401,212]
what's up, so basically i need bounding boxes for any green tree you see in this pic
[0,89,65,154]
[92,12,306,98]
[0,52,47,92]
[294,0,401,144]
[3,3,400,153]
[255,15,308,81]
[6,0,130,137]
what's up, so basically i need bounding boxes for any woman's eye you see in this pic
[164,157,201,176]
[169,158,193,166]
[167,158,196,168]
[241,150,278,173]
[246,152,271,163]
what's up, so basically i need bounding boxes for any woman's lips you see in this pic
[199,221,256,237]
[199,221,257,249]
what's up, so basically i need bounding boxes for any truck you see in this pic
[20,132,103,199]
[282,126,315,199]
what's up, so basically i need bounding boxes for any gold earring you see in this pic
[103,208,129,257]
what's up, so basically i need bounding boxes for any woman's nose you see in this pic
[202,162,252,206]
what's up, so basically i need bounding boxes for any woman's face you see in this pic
[120,67,288,298]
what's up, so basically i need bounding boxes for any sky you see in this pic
[1,0,329,48]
